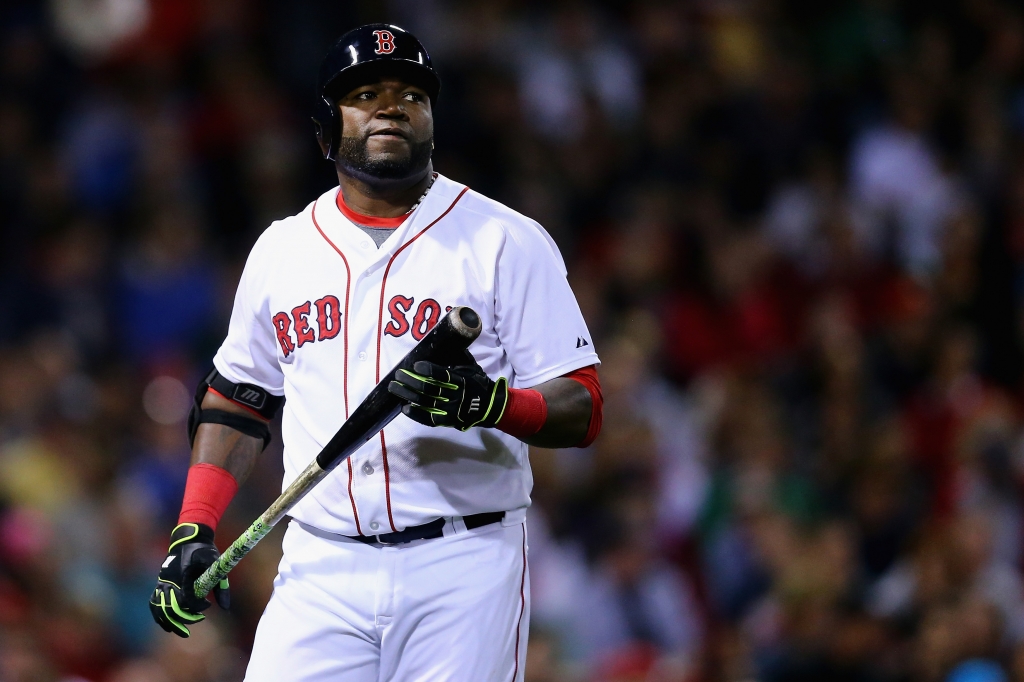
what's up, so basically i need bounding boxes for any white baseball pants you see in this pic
[244,517,530,682]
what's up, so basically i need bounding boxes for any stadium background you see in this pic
[3,0,1024,680]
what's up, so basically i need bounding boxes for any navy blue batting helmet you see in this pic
[313,24,440,160]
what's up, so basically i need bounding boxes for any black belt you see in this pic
[350,511,506,546]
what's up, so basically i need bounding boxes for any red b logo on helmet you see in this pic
[372,30,396,55]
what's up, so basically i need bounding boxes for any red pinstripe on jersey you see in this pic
[375,186,470,532]
[311,196,363,536]
[512,524,527,681]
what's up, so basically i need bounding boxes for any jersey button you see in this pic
[358,351,367,361]
[361,241,371,249]
[369,521,380,531]
[362,462,374,475]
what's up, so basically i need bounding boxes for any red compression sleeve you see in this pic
[495,365,603,446]
[497,388,548,439]
[178,463,239,530]
[565,365,603,447]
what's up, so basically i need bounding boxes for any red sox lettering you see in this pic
[273,294,449,357]
[384,295,454,340]
[272,294,342,357]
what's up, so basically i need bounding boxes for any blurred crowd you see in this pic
[3,0,1024,681]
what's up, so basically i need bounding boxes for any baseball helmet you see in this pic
[313,23,441,160]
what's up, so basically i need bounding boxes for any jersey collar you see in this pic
[335,190,408,229]
[312,174,467,264]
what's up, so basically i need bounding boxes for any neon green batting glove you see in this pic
[388,360,508,431]
[149,523,230,638]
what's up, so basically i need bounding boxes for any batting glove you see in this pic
[389,360,508,431]
[149,522,229,638]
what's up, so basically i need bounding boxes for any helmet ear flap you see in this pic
[312,95,339,160]
[312,118,326,157]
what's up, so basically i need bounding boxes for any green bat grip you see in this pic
[194,517,274,598]
[194,458,328,599]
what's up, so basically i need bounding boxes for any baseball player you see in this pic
[149,23,602,681]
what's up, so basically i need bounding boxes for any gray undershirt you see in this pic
[355,224,399,248]
[349,172,435,247]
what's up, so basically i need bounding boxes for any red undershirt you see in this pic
[336,188,407,228]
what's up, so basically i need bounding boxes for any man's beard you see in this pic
[335,134,433,181]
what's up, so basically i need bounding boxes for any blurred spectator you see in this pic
[848,69,964,277]
[115,209,218,362]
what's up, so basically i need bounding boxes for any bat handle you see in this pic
[194,517,273,598]
[193,459,329,598]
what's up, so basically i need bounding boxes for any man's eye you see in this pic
[403,92,423,102]
[357,92,375,100]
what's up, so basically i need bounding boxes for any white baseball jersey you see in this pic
[213,173,599,537]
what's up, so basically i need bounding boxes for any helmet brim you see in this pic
[324,60,440,105]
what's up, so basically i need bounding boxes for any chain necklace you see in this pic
[405,172,438,215]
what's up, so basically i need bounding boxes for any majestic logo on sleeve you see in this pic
[372,30,396,54]
[272,295,342,358]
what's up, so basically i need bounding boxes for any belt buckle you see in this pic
[375,534,396,546]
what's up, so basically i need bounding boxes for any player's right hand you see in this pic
[149,522,230,638]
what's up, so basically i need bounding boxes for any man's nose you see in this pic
[375,94,408,119]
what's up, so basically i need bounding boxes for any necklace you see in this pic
[405,172,438,215]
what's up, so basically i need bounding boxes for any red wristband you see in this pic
[178,463,238,530]
[497,387,548,440]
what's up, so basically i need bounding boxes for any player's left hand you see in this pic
[389,360,508,431]
[149,522,230,638]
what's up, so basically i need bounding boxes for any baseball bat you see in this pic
[192,306,482,598]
